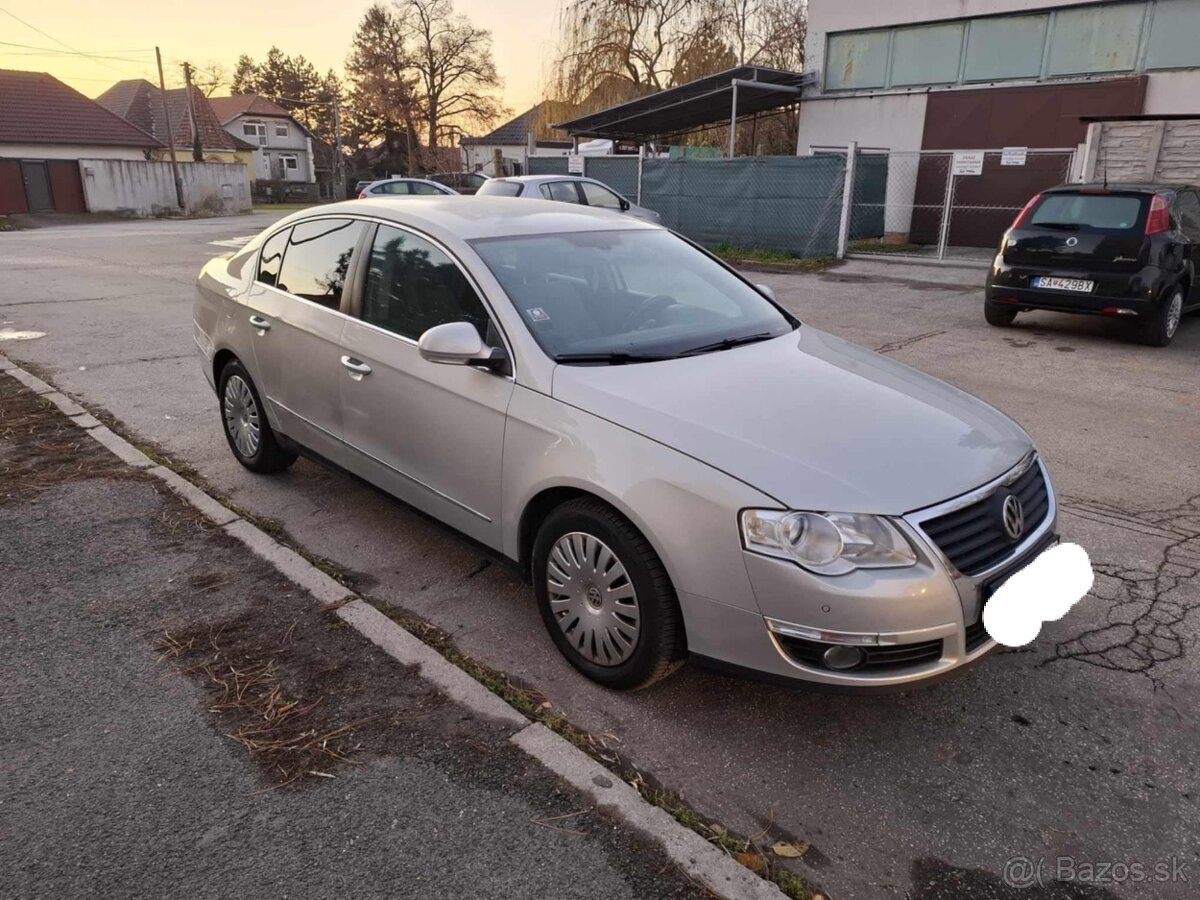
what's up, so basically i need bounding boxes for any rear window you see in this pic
[477,180,523,197]
[1029,193,1146,232]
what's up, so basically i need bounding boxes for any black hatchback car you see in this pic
[985,183,1200,346]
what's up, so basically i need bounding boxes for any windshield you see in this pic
[471,230,796,362]
[477,180,524,197]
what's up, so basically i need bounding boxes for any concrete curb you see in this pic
[0,355,786,900]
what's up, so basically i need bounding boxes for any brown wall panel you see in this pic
[47,160,86,212]
[922,77,1147,150]
[0,160,29,214]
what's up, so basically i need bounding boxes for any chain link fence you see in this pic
[848,149,1078,261]
[520,146,1078,263]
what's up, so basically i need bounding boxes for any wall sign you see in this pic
[1001,147,1028,166]
[952,151,985,176]
[568,154,584,174]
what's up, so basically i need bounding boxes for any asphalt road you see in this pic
[2,214,1197,899]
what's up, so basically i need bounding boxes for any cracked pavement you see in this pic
[2,219,1197,899]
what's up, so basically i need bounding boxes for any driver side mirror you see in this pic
[755,284,777,302]
[619,197,630,211]
[418,321,506,370]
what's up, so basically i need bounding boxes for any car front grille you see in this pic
[776,635,944,673]
[919,459,1050,576]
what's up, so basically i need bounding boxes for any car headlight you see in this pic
[740,510,917,575]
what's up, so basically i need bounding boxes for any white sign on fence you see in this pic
[952,151,985,176]
[1001,147,1028,166]
[568,154,584,174]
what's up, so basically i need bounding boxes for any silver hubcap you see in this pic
[223,375,261,458]
[1166,292,1183,338]
[547,532,640,667]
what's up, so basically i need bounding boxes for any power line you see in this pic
[0,41,153,63]
[0,7,142,77]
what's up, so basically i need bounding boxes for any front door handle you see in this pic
[341,355,372,380]
[249,315,271,332]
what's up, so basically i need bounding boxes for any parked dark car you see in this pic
[985,183,1200,346]
[428,172,489,194]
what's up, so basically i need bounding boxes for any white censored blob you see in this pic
[983,543,1094,647]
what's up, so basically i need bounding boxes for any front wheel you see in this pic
[984,299,1018,327]
[1138,287,1184,347]
[218,359,297,474]
[532,499,686,690]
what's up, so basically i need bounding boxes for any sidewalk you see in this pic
[0,373,741,900]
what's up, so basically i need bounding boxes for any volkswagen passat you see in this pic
[195,198,1057,691]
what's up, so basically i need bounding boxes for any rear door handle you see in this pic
[341,356,372,379]
[249,315,271,332]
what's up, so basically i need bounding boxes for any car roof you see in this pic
[495,175,600,185]
[274,196,658,241]
[367,177,445,187]
[1044,182,1198,194]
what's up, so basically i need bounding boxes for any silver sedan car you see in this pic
[477,175,661,223]
[358,177,458,199]
[195,197,1056,692]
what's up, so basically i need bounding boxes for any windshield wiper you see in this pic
[677,331,777,357]
[1033,222,1081,231]
[553,352,673,365]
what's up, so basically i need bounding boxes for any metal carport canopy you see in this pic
[552,65,814,141]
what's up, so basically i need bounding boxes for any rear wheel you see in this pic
[218,359,297,474]
[532,498,685,690]
[1139,287,1184,347]
[984,299,1018,327]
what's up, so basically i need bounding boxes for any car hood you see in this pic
[551,327,1033,514]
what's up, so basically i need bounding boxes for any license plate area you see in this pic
[1031,276,1094,292]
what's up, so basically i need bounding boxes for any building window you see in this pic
[243,122,267,145]
[281,154,298,171]
[275,123,289,138]
[823,0,1200,93]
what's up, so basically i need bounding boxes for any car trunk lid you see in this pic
[1002,190,1153,272]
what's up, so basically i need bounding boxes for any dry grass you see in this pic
[0,378,140,504]
[156,604,443,789]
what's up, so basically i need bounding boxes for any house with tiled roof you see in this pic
[0,69,160,213]
[208,93,319,199]
[460,101,573,174]
[96,79,256,168]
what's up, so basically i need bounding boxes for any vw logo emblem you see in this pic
[1065,236,1078,247]
[1002,494,1025,541]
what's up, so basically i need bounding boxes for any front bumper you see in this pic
[692,455,1057,691]
[986,261,1162,317]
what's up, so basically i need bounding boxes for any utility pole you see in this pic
[182,61,201,162]
[333,97,345,200]
[156,46,185,210]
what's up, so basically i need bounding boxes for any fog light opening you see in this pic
[822,645,867,671]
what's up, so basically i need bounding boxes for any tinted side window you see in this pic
[277,218,364,310]
[257,228,290,286]
[547,182,581,203]
[580,182,622,209]
[410,181,445,195]
[362,225,491,341]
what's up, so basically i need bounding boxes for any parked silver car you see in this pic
[477,174,661,223]
[358,177,458,199]
[195,197,1056,691]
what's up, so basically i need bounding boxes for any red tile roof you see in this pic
[0,69,160,148]
[96,79,255,152]
[208,94,299,125]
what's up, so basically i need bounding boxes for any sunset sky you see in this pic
[0,0,558,125]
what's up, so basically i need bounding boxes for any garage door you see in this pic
[48,160,86,212]
[0,160,29,214]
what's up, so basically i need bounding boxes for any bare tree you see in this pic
[190,61,229,97]
[395,0,506,148]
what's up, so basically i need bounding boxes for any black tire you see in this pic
[984,299,1018,327]
[532,498,686,690]
[1138,287,1183,347]
[217,358,297,474]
